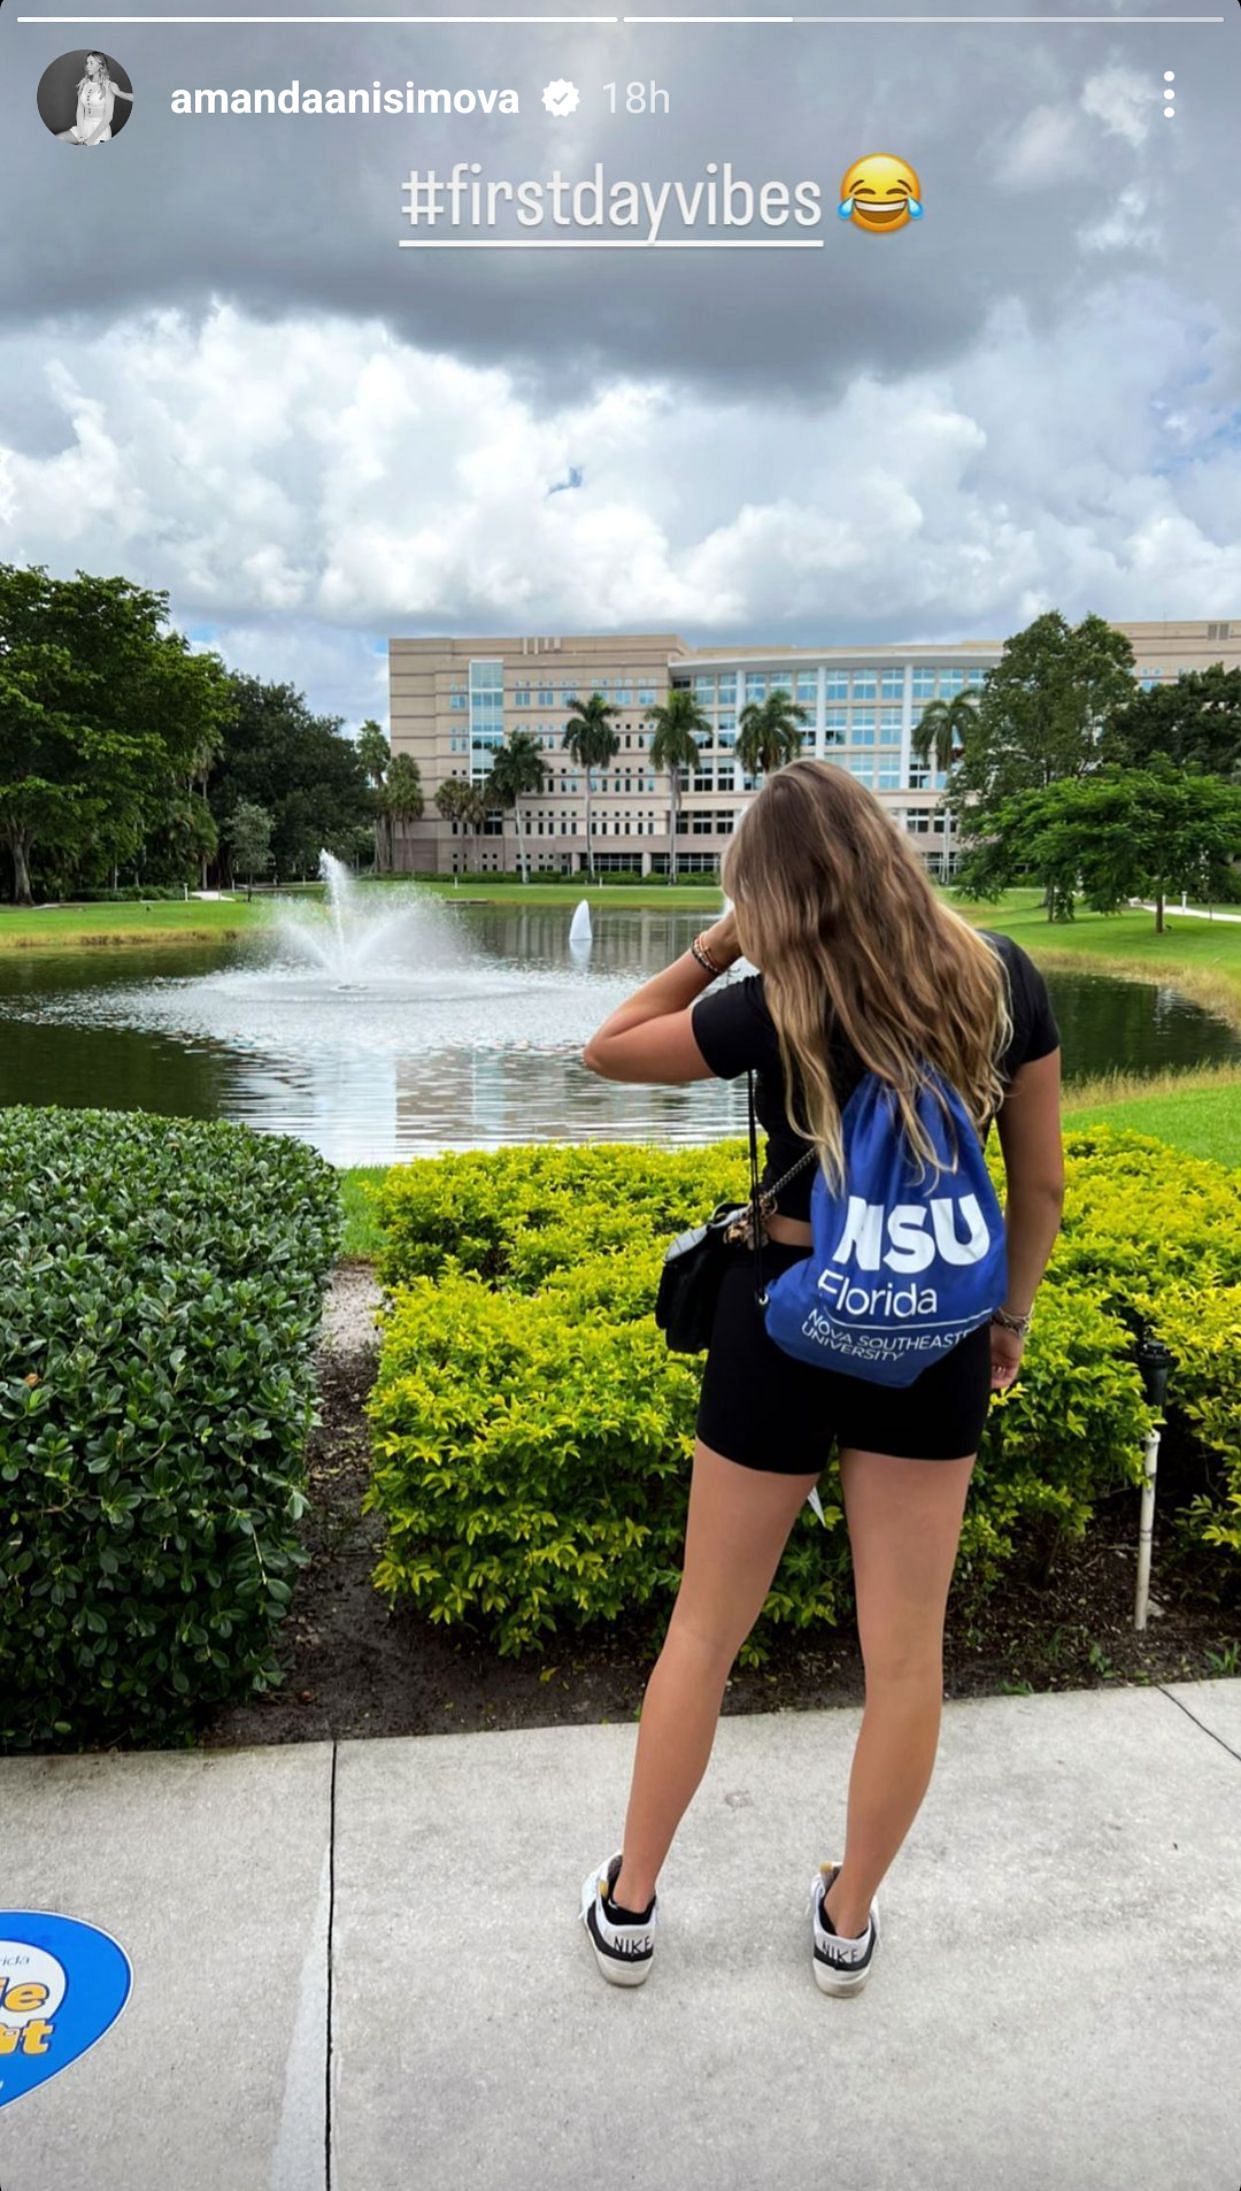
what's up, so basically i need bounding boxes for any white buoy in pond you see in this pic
[569,899,593,945]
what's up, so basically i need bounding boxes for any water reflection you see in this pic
[1,899,1238,1167]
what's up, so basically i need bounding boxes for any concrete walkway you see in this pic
[2,1678,1239,2191]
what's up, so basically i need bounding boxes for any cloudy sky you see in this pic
[1,0,1238,731]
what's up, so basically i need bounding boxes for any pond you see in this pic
[1,895,1237,1167]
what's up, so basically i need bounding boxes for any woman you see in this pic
[58,53,132,146]
[579,758,1064,1992]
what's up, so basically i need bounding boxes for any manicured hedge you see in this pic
[365,1127,1241,1664]
[0,1107,341,1749]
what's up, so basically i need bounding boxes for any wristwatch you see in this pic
[991,1306,1031,1336]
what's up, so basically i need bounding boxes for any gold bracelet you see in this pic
[690,934,723,976]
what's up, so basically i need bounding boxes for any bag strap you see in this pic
[746,1071,817,1309]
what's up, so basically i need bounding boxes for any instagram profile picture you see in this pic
[37,51,134,146]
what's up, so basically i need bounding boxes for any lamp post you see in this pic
[1133,1327,1173,1632]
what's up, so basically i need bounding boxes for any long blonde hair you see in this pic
[78,52,109,96]
[722,758,1012,1193]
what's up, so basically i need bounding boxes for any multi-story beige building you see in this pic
[387,620,1241,878]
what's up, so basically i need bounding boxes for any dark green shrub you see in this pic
[0,1108,341,1749]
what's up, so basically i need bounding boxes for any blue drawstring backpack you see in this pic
[761,1066,1007,1389]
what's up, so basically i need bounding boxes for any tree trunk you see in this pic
[669,773,679,886]
[9,831,33,907]
[585,769,595,881]
[1154,888,1165,935]
[513,798,529,884]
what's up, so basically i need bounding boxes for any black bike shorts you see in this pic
[695,1238,994,1474]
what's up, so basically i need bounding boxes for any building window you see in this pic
[881,708,903,737]
[881,669,904,700]
[717,674,737,701]
[1207,622,1231,641]
[966,667,987,686]
[939,670,965,697]
[513,685,531,707]
[796,671,818,703]
[911,668,936,700]
[825,671,848,701]
[846,757,877,787]
[852,672,877,701]
[877,757,901,790]
[826,707,848,735]
[850,715,876,744]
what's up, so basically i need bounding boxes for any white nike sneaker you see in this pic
[808,1860,879,1995]
[580,1851,658,1986]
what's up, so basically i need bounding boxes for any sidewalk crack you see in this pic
[325,1739,338,2191]
[1157,1684,1241,1767]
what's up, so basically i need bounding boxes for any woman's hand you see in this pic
[700,906,742,968]
[989,1321,1025,1393]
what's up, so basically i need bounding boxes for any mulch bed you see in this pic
[200,1290,1238,1750]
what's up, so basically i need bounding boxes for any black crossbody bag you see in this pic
[654,1069,818,1353]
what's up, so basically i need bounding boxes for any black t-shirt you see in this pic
[690,929,1061,1222]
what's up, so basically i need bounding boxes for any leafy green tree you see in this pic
[207,676,377,882]
[562,692,621,881]
[911,690,980,881]
[965,763,1241,932]
[954,612,1136,806]
[645,686,712,888]
[487,732,548,885]
[0,564,231,903]
[951,612,1137,907]
[1105,665,1241,782]
[224,799,273,898]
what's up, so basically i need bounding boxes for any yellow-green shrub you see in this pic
[364,1124,1241,1659]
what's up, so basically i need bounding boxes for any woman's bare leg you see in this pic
[821,1447,976,1939]
[610,1438,821,1913]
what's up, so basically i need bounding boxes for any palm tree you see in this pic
[355,720,390,871]
[561,692,621,881]
[735,690,810,788]
[644,687,712,887]
[383,753,423,873]
[435,774,489,877]
[486,732,548,885]
[910,691,979,882]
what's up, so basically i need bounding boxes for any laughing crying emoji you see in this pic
[838,153,923,234]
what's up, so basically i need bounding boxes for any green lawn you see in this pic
[951,888,1241,1029]
[0,898,272,952]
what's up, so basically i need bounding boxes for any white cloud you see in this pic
[1078,183,1159,257]
[1,286,1239,727]
[993,104,1081,189]
[1081,64,1152,149]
